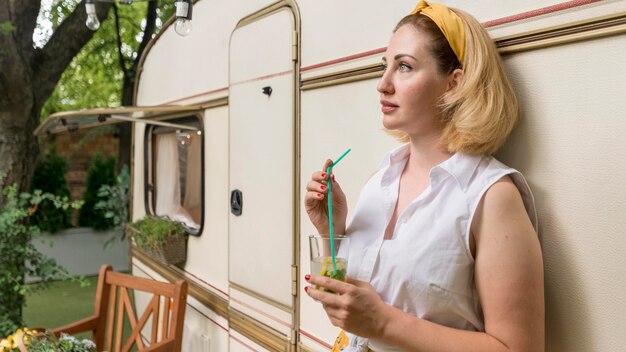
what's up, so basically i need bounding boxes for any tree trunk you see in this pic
[116,76,134,172]
[0,48,38,191]
[0,2,39,193]
[0,107,40,193]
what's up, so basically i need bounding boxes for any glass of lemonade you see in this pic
[309,234,349,293]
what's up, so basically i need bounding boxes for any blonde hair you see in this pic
[390,8,519,155]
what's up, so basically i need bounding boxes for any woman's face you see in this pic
[377,24,453,139]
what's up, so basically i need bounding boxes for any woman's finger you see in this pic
[322,159,333,172]
[308,274,351,295]
[306,180,327,193]
[304,191,325,205]
[311,170,329,183]
[306,285,343,307]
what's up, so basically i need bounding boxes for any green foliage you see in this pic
[30,146,72,233]
[78,154,116,230]
[0,174,82,336]
[39,2,176,119]
[26,331,96,352]
[95,164,130,246]
[130,217,186,251]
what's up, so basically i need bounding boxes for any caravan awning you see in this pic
[35,105,203,136]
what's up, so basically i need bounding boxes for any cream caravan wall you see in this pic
[136,0,276,105]
[298,0,626,68]
[499,34,626,352]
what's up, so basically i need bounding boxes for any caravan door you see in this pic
[228,5,298,349]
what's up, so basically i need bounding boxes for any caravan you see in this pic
[37,0,626,351]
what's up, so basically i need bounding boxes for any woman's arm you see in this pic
[306,177,544,352]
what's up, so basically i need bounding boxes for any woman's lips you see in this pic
[381,100,398,113]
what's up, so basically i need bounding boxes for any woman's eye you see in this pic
[399,63,412,72]
[382,64,388,72]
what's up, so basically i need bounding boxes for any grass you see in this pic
[23,276,99,338]
[23,275,136,346]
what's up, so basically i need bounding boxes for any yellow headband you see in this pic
[410,1,465,65]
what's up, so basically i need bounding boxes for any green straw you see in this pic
[326,148,351,275]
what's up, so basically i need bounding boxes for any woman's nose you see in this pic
[377,71,394,95]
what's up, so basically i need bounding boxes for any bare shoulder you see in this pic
[472,175,530,235]
[470,174,534,252]
[481,175,524,211]
[472,175,545,351]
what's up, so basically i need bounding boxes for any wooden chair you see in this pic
[50,264,188,352]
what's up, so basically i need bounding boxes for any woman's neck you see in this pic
[405,136,453,177]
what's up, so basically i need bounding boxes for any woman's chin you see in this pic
[382,116,398,130]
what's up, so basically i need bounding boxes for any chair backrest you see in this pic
[92,265,188,352]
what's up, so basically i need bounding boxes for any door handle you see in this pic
[230,189,243,216]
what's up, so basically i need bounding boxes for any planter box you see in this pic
[141,235,187,265]
[127,224,187,265]
[27,227,129,282]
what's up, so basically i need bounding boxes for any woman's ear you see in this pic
[446,68,464,93]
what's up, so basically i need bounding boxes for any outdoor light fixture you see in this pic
[175,0,193,36]
[84,0,193,36]
[85,0,100,31]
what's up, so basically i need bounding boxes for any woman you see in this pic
[303,2,544,351]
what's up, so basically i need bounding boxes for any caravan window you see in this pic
[145,116,203,235]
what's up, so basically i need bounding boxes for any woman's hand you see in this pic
[304,159,348,234]
[305,275,390,339]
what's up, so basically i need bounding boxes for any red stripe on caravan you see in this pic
[187,304,229,332]
[483,0,603,27]
[157,0,601,104]
[162,86,228,105]
[299,329,333,349]
[228,296,292,329]
[131,264,229,332]
[182,269,229,297]
[229,69,293,86]
[229,334,259,352]
[301,47,387,72]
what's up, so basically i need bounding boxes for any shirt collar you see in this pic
[379,143,411,168]
[433,151,483,189]
[381,144,483,190]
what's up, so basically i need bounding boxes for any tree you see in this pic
[0,1,113,195]
[40,1,175,171]
[0,0,174,198]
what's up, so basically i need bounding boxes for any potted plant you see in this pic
[1,328,95,352]
[127,216,187,265]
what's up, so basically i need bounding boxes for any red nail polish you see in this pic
[320,185,327,191]
[321,173,327,178]
[305,274,310,281]
[304,286,309,293]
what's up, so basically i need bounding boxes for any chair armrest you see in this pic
[141,338,176,352]
[52,316,99,336]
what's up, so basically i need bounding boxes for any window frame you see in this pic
[143,113,205,236]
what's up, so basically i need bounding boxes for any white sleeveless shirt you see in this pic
[344,144,537,351]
